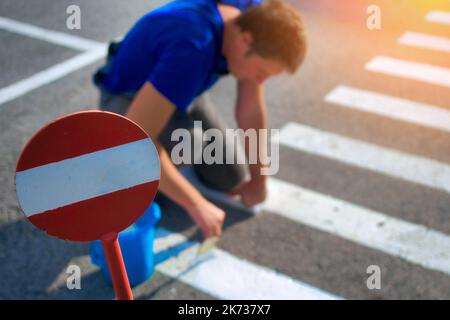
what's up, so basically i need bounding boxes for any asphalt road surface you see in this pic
[0,0,449,300]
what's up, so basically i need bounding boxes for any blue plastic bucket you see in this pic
[89,202,161,287]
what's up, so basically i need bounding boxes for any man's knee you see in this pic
[193,162,251,192]
[98,90,132,116]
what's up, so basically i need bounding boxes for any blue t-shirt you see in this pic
[99,0,262,112]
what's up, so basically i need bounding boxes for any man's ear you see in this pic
[241,31,253,47]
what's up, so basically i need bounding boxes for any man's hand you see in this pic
[186,198,226,238]
[230,175,267,207]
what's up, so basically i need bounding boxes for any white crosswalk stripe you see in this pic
[325,85,450,132]
[0,48,106,107]
[398,31,450,53]
[182,165,450,277]
[0,16,107,107]
[365,56,450,88]
[154,229,341,300]
[264,179,450,276]
[0,16,103,51]
[425,11,450,25]
[279,122,450,194]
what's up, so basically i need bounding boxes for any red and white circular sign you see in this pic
[15,110,160,242]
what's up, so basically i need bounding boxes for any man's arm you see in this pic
[233,79,268,206]
[126,82,225,238]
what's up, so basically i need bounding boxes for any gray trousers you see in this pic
[99,90,251,192]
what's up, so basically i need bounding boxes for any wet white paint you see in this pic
[154,229,341,300]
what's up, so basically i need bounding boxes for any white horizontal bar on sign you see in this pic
[154,229,341,300]
[264,178,450,276]
[398,31,450,53]
[325,85,450,132]
[0,16,104,51]
[365,56,450,88]
[279,122,450,194]
[15,139,160,216]
[0,48,105,107]
[425,11,450,26]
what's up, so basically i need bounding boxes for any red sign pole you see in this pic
[101,232,134,300]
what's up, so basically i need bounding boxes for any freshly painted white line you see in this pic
[154,229,341,300]
[365,56,450,88]
[0,16,103,51]
[15,139,159,216]
[398,31,450,53]
[426,11,450,25]
[0,47,106,106]
[325,85,450,132]
[264,178,450,276]
[279,122,450,194]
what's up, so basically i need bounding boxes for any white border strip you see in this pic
[15,139,160,216]
[398,31,450,53]
[425,11,450,26]
[0,16,103,51]
[0,47,105,107]
[264,178,450,276]
[279,122,450,194]
[154,229,341,300]
[325,85,450,132]
[365,56,450,88]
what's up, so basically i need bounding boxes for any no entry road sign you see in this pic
[15,110,161,299]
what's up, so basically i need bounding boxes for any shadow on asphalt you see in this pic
[0,193,253,299]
